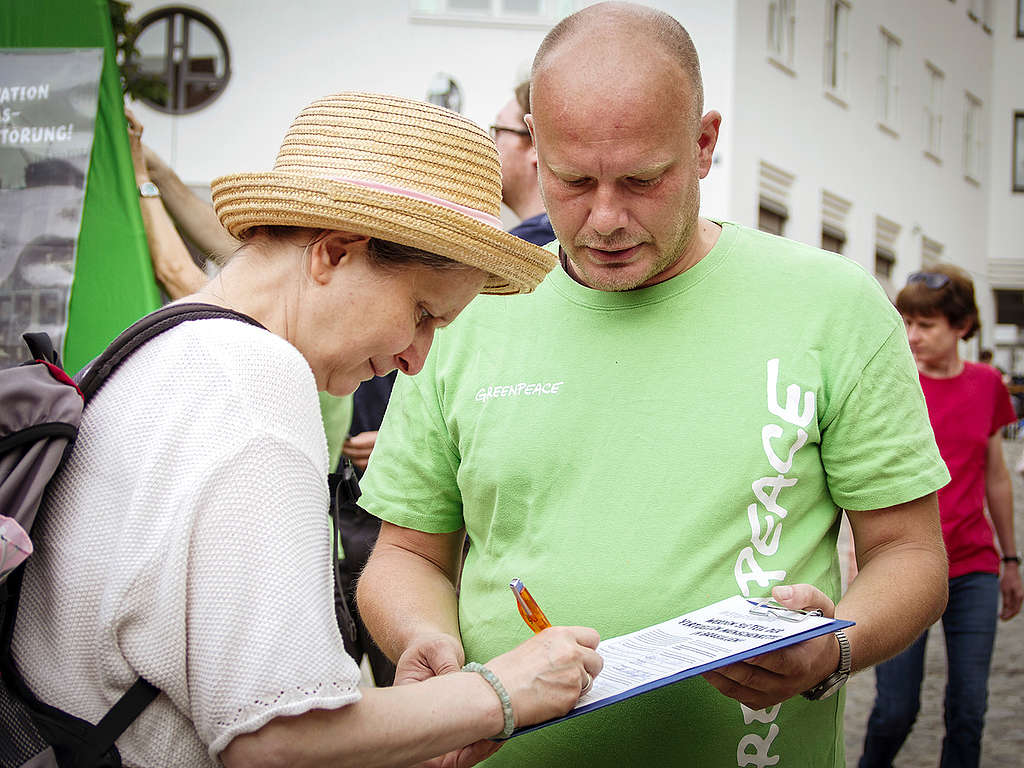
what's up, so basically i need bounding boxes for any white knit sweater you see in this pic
[12,318,362,767]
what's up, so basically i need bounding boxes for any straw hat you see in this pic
[211,92,556,294]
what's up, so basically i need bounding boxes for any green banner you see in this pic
[1,0,160,373]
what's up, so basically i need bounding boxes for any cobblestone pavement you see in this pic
[842,438,1024,767]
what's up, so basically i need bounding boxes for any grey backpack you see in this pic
[0,304,262,768]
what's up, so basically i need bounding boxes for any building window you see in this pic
[878,28,901,131]
[924,62,944,159]
[824,0,850,96]
[758,161,794,235]
[822,225,845,254]
[875,215,900,298]
[759,200,788,236]
[1018,0,1024,37]
[821,189,851,255]
[411,0,570,18]
[963,92,983,181]
[875,248,895,280]
[767,0,796,68]
[132,7,230,114]
[1013,112,1024,192]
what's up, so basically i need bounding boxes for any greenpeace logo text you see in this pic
[475,381,564,402]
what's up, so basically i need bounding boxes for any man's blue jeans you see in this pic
[858,572,999,768]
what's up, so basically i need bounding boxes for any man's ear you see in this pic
[308,230,370,285]
[696,110,722,179]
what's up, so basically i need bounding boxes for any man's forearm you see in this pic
[841,495,948,671]
[145,150,238,260]
[356,526,464,662]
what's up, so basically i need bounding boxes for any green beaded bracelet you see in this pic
[463,661,515,739]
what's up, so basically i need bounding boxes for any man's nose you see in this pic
[586,185,628,236]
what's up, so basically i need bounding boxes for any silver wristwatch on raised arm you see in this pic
[801,629,851,701]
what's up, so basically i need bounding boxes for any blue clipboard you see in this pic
[503,599,854,739]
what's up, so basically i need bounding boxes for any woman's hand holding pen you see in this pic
[485,626,603,729]
[403,625,601,768]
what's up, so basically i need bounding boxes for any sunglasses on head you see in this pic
[906,272,951,290]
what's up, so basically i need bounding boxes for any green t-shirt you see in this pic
[361,223,949,767]
[318,391,352,472]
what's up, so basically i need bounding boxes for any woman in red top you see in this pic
[859,264,1023,768]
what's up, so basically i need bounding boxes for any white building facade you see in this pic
[127,0,1024,365]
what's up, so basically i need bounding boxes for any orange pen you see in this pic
[510,577,552,633]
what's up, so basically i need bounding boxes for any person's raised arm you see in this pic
[984,433,1023,620]
[142,141,239,262]
[357,523,467,683]
[703,493,947,710]
[126,110,207,299]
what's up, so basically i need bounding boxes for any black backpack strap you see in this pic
[77,303,265,401]
[23,331,62,367]
[328,458,361,645]
[0,304,263,765]
[77,677,160,766]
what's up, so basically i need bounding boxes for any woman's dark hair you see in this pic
[365,237,462,271]
[242,226,466,272]
[895,263,979,341]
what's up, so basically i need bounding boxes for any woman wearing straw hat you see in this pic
[10,92,602,768]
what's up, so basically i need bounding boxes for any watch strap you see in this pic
[801,629,851,701]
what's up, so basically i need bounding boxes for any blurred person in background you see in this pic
[859,264,1023,768]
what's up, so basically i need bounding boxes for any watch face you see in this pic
[139,181,160,198]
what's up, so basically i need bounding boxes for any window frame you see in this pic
[824,0,850,97]
[874,247,896,280]
[758,198,788,236]
[767,0,797,70]
[923,61,944,161]
[1013,112,1024,193]
[963,91,983,183]
[821,224,846,255]
[878,28,902,133]
[409,0,570,26]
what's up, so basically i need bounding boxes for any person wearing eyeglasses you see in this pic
[859,264,1023,768]
[489,81,555,246]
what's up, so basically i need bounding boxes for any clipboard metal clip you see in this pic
[749,599,824,623]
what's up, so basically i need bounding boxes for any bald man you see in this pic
[358,4,949,766]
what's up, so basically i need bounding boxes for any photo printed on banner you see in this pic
[0,48,103,367]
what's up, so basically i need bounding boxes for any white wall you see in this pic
[129,0,554,185]
[126,0,1015,338]
[127,1,736,214]
[729,0,996,336]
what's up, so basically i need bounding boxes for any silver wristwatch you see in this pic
[801,629,851,701]
[138,180,161,198]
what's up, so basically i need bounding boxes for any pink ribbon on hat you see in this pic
[328,176,504,230]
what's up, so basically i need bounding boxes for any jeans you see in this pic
[858,572,999,768]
